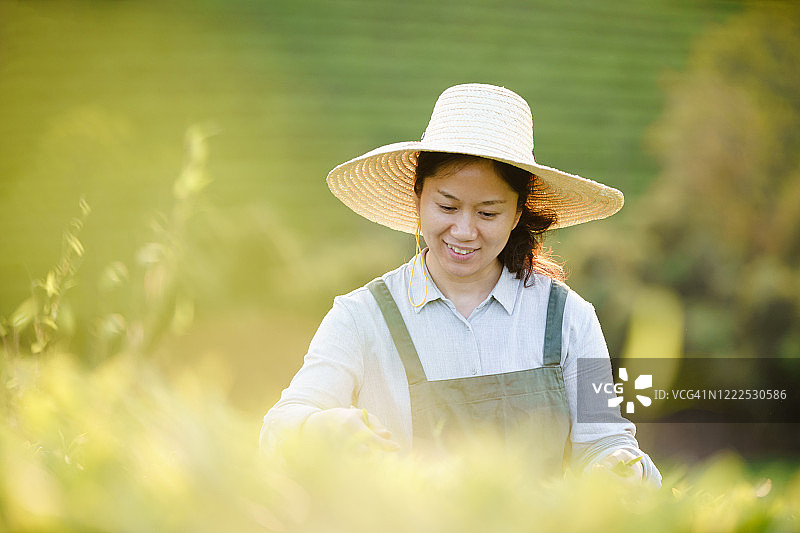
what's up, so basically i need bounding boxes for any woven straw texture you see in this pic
[326,84,624,233]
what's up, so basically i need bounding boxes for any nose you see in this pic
[451,212,478,241]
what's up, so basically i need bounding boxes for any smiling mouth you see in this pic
[446,243,477,256]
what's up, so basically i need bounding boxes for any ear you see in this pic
[512,207,522,230]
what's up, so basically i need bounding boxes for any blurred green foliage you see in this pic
[0,197,89,356]
[0,0,741,314]
[566,4,800,362]
[2,1,800,527]
[562,4,800,459]
[643,5,800,361]
[0,0,748,416]
[1,352,799,532]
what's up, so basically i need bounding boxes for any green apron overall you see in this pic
[368,278,572,475]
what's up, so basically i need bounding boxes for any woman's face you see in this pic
[414,158,522,289]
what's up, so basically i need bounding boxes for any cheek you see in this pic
[419,199,441,224]
[419,209,442,237]
[491,218,518,244]
[421,215,457,247]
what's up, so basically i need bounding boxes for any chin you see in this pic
[444,261,485,280]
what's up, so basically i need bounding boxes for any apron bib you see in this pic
[368,279,572,474]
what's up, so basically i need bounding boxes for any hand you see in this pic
[302,407,401,453]
[592,448,645,481]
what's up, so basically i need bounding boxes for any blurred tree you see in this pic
[575,5,800,366]
[641,4,800,361]
[563,4,800,459]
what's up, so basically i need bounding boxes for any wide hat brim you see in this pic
[326,84,624,233]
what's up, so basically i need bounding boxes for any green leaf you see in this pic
[43,271,59,298]
[5,376,18,391]
[610,455,644,478]
[79,196,91,217]
[10,297,37,329]
[101,314,126,338]
[66,233,84,257]
[173,167,211,200]
[100,261,129,291]
[625,455,644,467]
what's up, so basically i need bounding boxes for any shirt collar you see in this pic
[406,250,520,315]
[489,267,520,315]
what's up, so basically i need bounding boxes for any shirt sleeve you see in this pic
[562,294,662,487]
[259,295,365,451]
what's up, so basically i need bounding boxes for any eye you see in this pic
[438,204,457,212]
[479,211,499,218]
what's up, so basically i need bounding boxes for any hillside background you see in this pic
[2,0,798,463]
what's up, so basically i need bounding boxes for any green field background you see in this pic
[3,0,798,457]
[4,1,800,530]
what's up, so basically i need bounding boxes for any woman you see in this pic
[261,83,661,484]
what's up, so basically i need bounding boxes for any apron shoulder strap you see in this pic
[367,278,427,385]
[543,279,568,366]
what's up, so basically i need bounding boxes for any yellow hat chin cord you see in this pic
[408,217,428,308]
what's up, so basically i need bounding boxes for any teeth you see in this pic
[447,244,474,255]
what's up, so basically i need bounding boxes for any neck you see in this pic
[422,250,503,317]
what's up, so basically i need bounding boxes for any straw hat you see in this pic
[326,83,623,232]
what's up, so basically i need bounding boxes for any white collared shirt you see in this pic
[262,253,661,483]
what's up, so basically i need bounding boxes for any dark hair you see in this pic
[414,151,564,285]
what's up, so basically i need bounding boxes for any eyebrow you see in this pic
[437,189,507,206]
